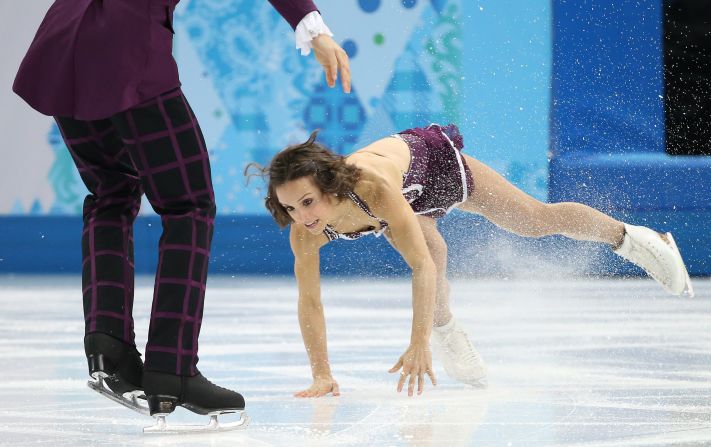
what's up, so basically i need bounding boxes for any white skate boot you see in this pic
[614,223,693,297]
[431,318,487,387]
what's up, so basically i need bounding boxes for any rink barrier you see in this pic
[1,212,708,276]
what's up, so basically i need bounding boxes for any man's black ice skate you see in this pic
[84,333,148,415]
[142,370,249,433]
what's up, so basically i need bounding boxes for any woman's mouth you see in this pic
[305,219,320,230]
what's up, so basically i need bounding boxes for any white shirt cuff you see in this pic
[295,11,333,56]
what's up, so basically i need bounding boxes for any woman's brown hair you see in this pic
[246,130,361,228]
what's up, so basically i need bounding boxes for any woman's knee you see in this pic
[427,238,448,272]
[510,202,556,238]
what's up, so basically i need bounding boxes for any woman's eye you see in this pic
[303,199,312,206]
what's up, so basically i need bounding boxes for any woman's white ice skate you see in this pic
[431,318,487,387]
[614,224,694,297]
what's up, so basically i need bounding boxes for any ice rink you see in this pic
[1,275,710,446]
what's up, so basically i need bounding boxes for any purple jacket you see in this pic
[13,0,318,120]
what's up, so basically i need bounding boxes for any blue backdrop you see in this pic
[6,0,707,277]
[548,0,711,275]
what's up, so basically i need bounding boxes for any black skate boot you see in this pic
[84,333,148,415]
[142,370,249,433]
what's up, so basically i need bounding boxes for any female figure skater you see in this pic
[13,0,350,431]
[259,124,692,398]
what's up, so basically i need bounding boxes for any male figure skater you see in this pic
[13,0,351,432]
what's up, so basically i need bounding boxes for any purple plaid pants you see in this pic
[56,88,214,376]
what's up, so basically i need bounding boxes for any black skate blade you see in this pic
[143,411,250,434]
[87,378,150,416]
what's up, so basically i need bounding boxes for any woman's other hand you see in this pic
[388,342,437,396]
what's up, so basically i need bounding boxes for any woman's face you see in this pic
[275,176,335,234]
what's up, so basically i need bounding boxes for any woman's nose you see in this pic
[294,209,306,223]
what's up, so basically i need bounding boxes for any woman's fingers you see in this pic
[427,367,437,386]
[398,366,435,396]
[397,370,408,393]
[407,373,416,396]
[392,345,437,396]
[318,382,336,397]
[294,389,310,398]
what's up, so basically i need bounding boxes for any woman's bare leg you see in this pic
[419,218,487,385]
[458,154,625,245]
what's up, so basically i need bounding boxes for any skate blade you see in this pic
[87,377,150,416]
[463,376,488,389]
[665,232,694,298]
[143,411,250,434]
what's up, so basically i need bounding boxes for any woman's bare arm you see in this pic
[368,177,438,396]
[290,224,338,397]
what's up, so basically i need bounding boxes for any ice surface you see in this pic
[0,276,710,446]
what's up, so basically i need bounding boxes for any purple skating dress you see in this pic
[324,124,474,241]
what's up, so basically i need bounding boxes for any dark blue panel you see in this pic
[551,0,665,156]
[549,0,711,275]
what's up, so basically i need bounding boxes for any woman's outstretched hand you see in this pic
[294,376,341,398]
[389,342,437,396]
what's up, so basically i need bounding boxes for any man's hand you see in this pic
[311,34,351,93]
